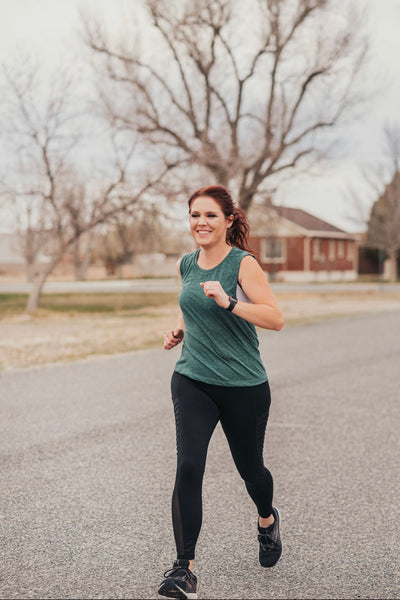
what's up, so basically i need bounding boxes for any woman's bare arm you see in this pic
[163,259,185,350]
[235,255,283,330]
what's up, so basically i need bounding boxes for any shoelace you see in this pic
[163,565,195,581]
[258,531,276,550]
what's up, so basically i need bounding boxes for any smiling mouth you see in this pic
[196,230,212,234]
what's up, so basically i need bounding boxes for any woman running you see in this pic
[158,185,284,599]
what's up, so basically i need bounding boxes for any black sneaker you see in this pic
[258,506,282,567]
[158,559,198,599]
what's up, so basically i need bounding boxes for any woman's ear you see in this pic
[226,215,234,229]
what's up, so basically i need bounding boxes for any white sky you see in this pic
[1,0,400,232]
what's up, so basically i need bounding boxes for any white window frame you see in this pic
[261,237,286,263]
[338,240,345,258]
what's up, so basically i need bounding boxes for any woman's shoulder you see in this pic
[179,249,199,276]
[230,245,256,261]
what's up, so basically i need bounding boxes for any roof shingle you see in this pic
[273,206,345,233]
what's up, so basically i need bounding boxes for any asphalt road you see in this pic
[1,311,399,599]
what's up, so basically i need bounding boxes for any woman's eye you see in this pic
[190,212,217,218]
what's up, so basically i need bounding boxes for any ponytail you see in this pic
[188,185,254,253]
[227,206,253,253]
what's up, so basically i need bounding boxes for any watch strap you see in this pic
[226,296,238,312]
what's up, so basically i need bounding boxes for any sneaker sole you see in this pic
[273,506,282,566]
[176,585,198,599]
[158,582,198,599]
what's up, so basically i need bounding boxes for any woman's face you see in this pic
[189,196,233,248]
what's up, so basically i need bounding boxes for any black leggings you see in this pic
[171,371,274,560]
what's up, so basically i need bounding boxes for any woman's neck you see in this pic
[197,243,232,269]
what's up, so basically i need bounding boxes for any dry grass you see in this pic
[276,289,400,322]
[1,290,399,370]
[0,306,177,370]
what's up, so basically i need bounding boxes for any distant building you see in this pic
[248,204,358,282]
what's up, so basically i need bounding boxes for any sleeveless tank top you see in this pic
[174,246,268,386]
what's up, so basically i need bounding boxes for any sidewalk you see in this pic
[1,278,400,294]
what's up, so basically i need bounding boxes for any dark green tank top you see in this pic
[174,246,268,386]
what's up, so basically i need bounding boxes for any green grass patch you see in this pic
[0,292,179,319]
[0,294,29,316]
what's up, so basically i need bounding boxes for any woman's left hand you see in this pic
[200,281,230,309]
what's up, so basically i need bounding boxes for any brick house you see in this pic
[247,205,358,282]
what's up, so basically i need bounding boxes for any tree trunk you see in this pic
[80,233,94,280]
[74,233,95,280]
[73,239,85,281]
[26,260,36,282]
[239,190,255,213]
[26,253,64,313]
[75,262,85,281]
[388,250,398,282]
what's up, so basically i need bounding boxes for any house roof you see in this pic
[248,203,356,239]
[273,206,345,233]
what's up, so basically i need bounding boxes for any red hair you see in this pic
[188,185,253,253]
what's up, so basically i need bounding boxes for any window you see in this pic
[329,240,335,261]
[338,241,345,258]
[262,238,285,262]
[313,239,320,261]
[347,241,353,261]
[313,239,325,262]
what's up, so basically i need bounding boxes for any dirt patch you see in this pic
[1,291,399,370]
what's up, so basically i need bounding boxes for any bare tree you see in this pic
[94,204,171,277]
[83,0,368,211]
[71,232,95,281]
[366,127,400,282]
[0,59,83,284]
[24,167,169,312]
[1,59,172,311]
[4,185,50,282]
[55,174,96,281]
[94,219,133,278]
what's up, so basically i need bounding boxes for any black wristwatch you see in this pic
[226,296,238,312]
